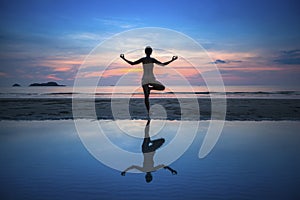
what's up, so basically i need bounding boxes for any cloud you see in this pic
[274,49,300,65]
[46,74,63,81]
[0,72,8,77]
[211,59,227,64]
[210,59,242,64]
[94,17,140,29]
[217,68,300,86]
[66,32,105,41]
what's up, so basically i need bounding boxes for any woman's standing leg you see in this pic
[142,84,150,113]
[142,81,165,115]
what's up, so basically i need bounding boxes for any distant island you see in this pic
[12,83,21,87]
[29,82,66,87]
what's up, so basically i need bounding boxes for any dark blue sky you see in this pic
[0,0,299,86]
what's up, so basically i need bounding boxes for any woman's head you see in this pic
[145,172,153,183]
[145,46,152,56]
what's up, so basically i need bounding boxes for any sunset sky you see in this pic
[0,0,299,87]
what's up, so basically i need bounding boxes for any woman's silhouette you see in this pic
[121,120,177,183]
[120,46,177,115]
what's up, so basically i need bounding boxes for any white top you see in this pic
[142,63,158,85]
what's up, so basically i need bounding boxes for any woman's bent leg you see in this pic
[149,82,165,91]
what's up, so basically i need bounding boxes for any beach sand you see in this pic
[0,98,299,120]
[0,120,299,199]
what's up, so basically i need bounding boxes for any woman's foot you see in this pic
[147,84,153,94]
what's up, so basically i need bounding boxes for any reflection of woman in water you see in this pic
[121,120,177,183]
[120,46,178,114]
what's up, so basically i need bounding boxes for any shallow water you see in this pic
[0,120,299,199]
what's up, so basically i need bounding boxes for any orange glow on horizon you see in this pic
[27,49,294,85]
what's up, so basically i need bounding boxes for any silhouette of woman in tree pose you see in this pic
[120,46,177,115]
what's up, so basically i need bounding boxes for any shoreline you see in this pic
[0,98,299,121]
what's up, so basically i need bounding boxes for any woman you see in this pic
[120,46,177,114]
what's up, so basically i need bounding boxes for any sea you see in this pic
[0,85,299,99]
